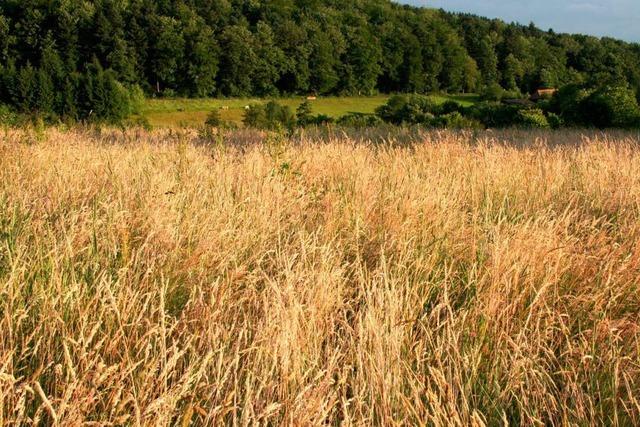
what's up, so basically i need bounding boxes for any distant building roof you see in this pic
[530,88,558,101]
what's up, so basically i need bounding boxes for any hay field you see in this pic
[1,128,639,425]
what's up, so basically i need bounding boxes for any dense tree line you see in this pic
[1,0,640,122]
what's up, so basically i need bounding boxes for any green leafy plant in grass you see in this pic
[166,281,190,318]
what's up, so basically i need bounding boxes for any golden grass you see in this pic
[1,127,639,425]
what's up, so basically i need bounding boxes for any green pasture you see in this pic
[140,94,479,127]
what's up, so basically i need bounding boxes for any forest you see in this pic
[1,0,640,123]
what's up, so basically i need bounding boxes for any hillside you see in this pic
[1,0,639,122]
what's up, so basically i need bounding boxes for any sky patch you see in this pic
[401,0,639,42]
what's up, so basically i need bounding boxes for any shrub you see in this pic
[243,104,266,128]
[337,113,383,128]
[516,109,550,128]
[76,61,141,123]
[375,95,409,124]
[296,100,313,126]
[479,83,522,102]
[264,101,296,131]
[296,100,334,127]
[128,85,146,116]
[438,100,463,115]
[549,84,592,125]
[305,114,334,126]
[469,104,552,129]
[480,83,506,102]
[433,112,483,129]
[581,85,640,128]
[546,112,563,129]
[243,101,296,131]
[0,104,18,126]
[313,114,334,125]
[466,102,521,128]
[376,95,438,125]
[205,109,223,127]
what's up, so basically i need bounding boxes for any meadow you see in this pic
[1,127,639,425]
[140,94,479,127]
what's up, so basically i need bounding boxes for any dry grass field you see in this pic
[1,127,640,425]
